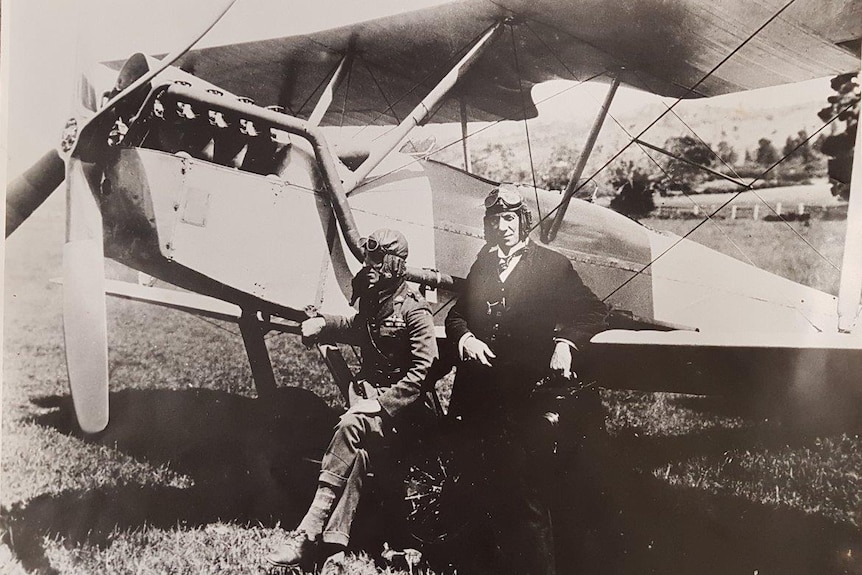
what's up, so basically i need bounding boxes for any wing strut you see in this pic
[308,55,352,127]
[238,310,278,399]
[342,19,507,191]
[838,54,862,333]
[542,76,620,243]
[460,98,472,172]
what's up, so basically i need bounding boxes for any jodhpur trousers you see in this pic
[317,410,388,546]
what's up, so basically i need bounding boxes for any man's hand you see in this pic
[463,336,496,367]
[347,398,382,415]
[301,317,326,339]
[550,341,576,380]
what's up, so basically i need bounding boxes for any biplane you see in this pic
[5,0,862,435]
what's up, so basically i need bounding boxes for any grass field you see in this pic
[639,216,846,295]
[654,182,841,209]
[2,192,861,574]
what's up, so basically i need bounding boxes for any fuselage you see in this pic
[100,144,839,336]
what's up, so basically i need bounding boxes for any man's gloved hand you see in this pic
[301,317,326,340]
[347,398,382,415]
[549,340,576,380]
[463,336,496,367]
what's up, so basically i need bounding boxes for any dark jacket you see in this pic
[321,281,438,418]
[445,241,608,414]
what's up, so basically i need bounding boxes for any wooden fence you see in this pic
[651,203,848,221]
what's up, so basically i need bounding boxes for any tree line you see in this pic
[466,74,858,217]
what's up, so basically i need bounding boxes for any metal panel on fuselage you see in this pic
[114,147,340,313]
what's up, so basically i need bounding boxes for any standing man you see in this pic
[445,185,608,575]
[266,228,438,570]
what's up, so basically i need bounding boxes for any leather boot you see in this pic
[265,530,317,569]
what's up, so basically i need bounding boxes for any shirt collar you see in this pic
[491,238,529,259]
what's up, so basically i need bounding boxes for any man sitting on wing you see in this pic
[445,185,608,575]
[266,228,438,570]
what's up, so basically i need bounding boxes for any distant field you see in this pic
[640,216,846,295]
[2,193,860,574]
[654,182,840,209]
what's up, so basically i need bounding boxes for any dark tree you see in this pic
[782,130,816,163]
[715,140,738,166]
[664,135,715,182]
[818,73,859,200]
[755,138,779,167]
[608,161,656,219]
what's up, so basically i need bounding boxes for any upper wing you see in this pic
[125,0,861,126]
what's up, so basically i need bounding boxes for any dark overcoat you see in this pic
[445,241,608,416]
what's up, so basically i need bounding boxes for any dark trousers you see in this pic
[484,435,556,575]
[452,362,557,575]
[317,411,388,546]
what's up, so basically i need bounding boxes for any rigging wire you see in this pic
[361,55,403,125]
[522,22,756,266]
[509,23,544,222]
[339,56,354,132]
[243,0,824,315]
[296,59,344,117]
[631,141,759,267]
[601,105,850,302]
[349,22,501,142]
[517,0,804,240]
[192,314,241,338]
[359,54,423,152]
[626,68,839,272]
[358,69,609,189]
[655,115,839,272]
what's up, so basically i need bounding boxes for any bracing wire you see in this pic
[296,59,344,117]
[351,22,501,142]
[509,23,543,222]
[522,21,756,266]
[339,57,354,131]
[633,141,760,267]
[602,105,850,302]
[358,69,609,190]
[626,67,839,273]
[253,0,825,319]
[361,55,403,125]
[519,0,804,243]
[194,314,241,338]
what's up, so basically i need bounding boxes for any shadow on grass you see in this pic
[6,387,337,572]
[5,389,861,575]
[551,446,861,575]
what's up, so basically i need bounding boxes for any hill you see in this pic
[416,81,834,191]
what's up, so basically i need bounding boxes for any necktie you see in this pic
[498,246,525,275]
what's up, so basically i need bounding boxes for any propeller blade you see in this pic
[5,149,66,237]
[62,160,109,434]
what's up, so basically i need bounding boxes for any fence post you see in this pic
[731,205,738,220]
[753,204,760,220]
[798,202,805,215]
[776,202,782,216]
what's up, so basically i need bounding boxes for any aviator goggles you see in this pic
[363,239,386,267]
[363,235,407,260]
[364,237,386,254]
[484,187,523,211]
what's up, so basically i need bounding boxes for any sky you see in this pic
[0,0,837,180]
